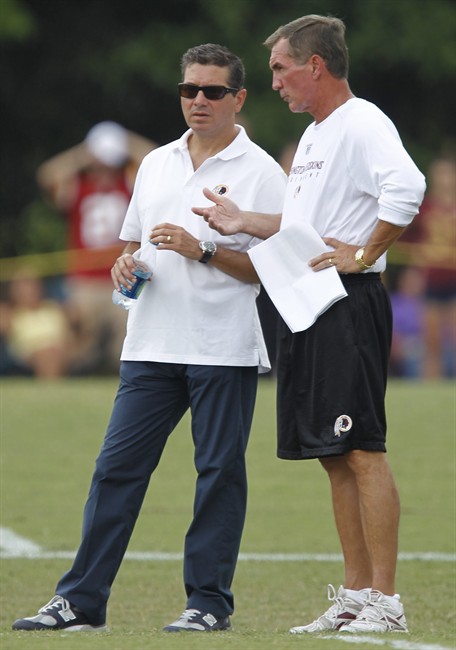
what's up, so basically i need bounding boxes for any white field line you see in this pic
[0,527,42,556]
[1,528,455,562]
[2,529,453,650]
[323,633,452,650]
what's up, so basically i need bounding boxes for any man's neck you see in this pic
[314,79,354,124]
[188,126,239,170]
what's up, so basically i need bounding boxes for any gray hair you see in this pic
[264,15,349,79]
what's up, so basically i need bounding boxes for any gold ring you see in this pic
[329,258,333,265]
[167,235,172,242]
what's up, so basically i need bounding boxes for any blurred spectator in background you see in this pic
[400,156,456,378]
[36,121,156,373]
[389,267,426,378]
[0,270,71,379]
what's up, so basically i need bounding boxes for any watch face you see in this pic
[199,241,216,254]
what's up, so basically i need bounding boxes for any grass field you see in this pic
[0,377,455,650]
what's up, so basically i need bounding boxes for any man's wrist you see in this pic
[198,241,217,263]
[354,247,375,271]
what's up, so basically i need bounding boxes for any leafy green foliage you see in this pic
[1,0,455,256]
[0,0,36,41]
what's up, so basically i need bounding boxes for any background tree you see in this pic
[1,0,455,258]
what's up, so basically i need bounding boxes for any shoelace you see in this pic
[39,596,70,614]
[357,598,402,630]
[320,585,346,620]
[178,609,201,621]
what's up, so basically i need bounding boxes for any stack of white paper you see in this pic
[248,222,347,333]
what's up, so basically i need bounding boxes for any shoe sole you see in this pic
[12,623,108,632]
[163,626,231,632]
[340,623,408,634]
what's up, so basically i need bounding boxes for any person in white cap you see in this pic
[36,122,156,373]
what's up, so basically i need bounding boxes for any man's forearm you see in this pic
[238,212,281,239]
[121,241,141,256]
[363,220,407,266]
[210,248,259,283]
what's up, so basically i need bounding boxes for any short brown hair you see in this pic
[181,43,245,89]
[264,15,349,79]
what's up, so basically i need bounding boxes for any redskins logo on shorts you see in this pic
[334,415,353,437]
[212,184,229,195]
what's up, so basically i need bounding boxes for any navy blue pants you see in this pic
[56,361,258,625]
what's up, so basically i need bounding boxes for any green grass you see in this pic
[0,377,455,649]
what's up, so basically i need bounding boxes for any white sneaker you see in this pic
[340,590,408,633]
[289,584,370,634]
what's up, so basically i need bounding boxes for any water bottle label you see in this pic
[118,264,152,300]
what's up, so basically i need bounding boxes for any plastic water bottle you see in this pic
[112,261,152,310]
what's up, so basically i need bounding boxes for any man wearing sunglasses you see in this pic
[12,44,287,634]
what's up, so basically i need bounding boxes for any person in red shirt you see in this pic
[37,122,156,373]
[399,156,456,377]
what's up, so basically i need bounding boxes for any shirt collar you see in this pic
[175,124,249,161]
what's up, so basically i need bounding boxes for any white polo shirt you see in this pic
[119,126,287,372]
[281,98,426,272]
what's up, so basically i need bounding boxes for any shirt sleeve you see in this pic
[119,162,144,242]
[343,111,426,227]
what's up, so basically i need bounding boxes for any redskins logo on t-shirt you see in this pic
[212,184,229,196]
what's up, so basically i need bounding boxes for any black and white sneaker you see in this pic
[163,608,231,632]
[12,595,107,632]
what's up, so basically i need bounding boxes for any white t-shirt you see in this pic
[119,126,287,371]
[281,98,426,272]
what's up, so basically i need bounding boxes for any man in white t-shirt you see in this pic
[12,44,286,634]
[193,16,426,635]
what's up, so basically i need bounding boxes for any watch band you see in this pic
[199,250,214,264]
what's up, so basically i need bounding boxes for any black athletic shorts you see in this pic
[276,273,392,460]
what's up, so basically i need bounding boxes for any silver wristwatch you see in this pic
[198,241,217,264]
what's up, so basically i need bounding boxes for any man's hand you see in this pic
[149,223,202,260]
[192,187,244,235]
[309,237,361,274]
[111,253,138,292]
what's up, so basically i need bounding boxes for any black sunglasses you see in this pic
[178,83,239,100]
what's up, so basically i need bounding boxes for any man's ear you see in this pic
[235,88,248,112]
[309,54,324,78]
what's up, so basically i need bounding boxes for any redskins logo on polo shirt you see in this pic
[212,184,229,195]
[334,414,353,437]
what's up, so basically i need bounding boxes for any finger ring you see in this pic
[329,258,333,265]
[167,235,172,242]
